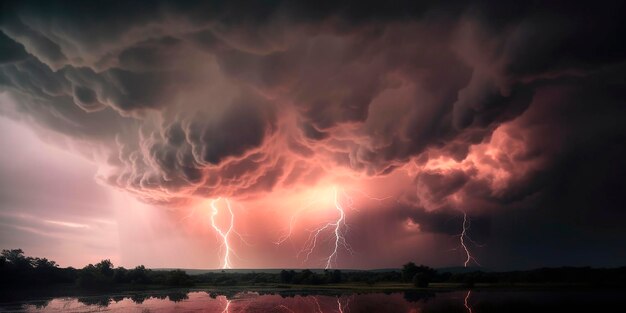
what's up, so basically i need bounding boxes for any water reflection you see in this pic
[3,289,626,312]
[71,290,190,307]
[464,290,473,313]
[2,290,445,312]
[222,298,231,313]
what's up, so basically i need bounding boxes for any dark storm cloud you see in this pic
[496,69,626,219]
[1,0,625,222]
[393,201,491,238]
[0,31,28,64]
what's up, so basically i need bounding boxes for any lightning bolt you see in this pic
[327,186,349,269]
[181,198,249,269]
[277,186,392,269]
[210,198,235,269]
[274,191,325,245]
[464,290,473,313]
[459,211,480,268]
[300,186,352,269]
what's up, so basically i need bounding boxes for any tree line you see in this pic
[0,249,192,290]
[3,249,626,291]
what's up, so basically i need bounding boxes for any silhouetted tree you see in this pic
[280,270,294,283]
[166,269,192,286]
[113,267,128,283]
[412,273,430,287]
[402,262,419,282]
[324,269,342,283]
[298,269,314,284]
[33,258,57,269]
[402,262,436,286]
[95,259,114,277]
[128,265,150,284]
[1,249,32,269]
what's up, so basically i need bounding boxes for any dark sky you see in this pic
[0,0,625,270]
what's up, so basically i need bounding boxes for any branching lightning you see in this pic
[274,191,325,245]
[181,198,249,269]
[300,186,353,269]
[276,185,391,269]
[458,211,481,267]
[210,198,236,269]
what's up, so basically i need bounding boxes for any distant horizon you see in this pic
[153,264,626,272]
[8,247,624,273]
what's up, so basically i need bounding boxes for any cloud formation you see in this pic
[2,1,626,268]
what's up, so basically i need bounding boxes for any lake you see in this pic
[1,289,624,312]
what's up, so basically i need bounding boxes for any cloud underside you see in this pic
[1,0,625,239]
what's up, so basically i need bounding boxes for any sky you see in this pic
[1,0,626,270]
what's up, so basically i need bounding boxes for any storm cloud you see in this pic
[1,0,626,268]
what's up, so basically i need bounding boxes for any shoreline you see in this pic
[2,282,625,304]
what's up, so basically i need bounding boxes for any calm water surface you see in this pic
[1,289,624,312]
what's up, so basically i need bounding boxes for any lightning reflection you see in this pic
[337,297,345,313]
[221,298,231,313]
[464,290,473,313]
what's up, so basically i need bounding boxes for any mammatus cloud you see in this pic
[1,0,626,264]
